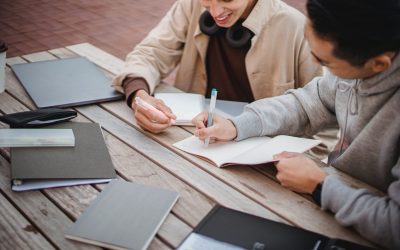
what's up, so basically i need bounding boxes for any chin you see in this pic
[215,16,237,28]
[216,23,231,28]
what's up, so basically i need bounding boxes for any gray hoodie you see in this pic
[231,53,400,249]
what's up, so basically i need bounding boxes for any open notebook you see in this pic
[154,93,204,125]
[154,93,248,125]
[173,135,320,167]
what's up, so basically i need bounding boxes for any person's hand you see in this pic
[192,112,237,143]
[132,90,176,133]
[273,152,327,193]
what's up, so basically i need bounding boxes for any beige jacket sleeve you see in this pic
[112,0,192,94]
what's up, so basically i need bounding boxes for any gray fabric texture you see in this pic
[231,52,400,249]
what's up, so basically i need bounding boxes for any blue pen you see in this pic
[205,88,217,146]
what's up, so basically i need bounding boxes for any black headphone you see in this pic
[199,11,253,48]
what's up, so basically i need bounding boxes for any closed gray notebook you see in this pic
[65,179,179,250]
[206,99,248,117]
[11,122,116,191]
[11,57,123,108]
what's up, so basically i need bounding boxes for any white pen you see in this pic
[135,96,175,124]
[312,240,321,250]
[204,88,217,146]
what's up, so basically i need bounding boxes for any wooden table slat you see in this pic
[0,92,180,249]
[0,156,100,250]
[0,44,376,248]
[0,193,55,250]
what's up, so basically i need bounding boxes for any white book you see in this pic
[12,178,112,192]
[154,93,205,126]
[0,128,75,147]
[154,93,248,126]
[173,135,321,168]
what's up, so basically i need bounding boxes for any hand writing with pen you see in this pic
[192,112,326,194]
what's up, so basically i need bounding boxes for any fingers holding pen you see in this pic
[192,113,237,142]
[192,111,210,140]
[135,110,171,134]
[152,98,177,121]
[192,111,208,129]
[133,93,176,133]
[135,103,173,125]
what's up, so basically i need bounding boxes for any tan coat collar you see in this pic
[243,0,280,35]
[194,0,281,37]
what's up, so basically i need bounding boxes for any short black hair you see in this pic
[307,0,400,66]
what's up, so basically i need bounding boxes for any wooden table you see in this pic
[0,43,378,249]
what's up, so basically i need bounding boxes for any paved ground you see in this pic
[0,0,306,59]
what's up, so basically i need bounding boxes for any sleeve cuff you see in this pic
[230,111,263,141]
[123,77,150,108]
[321,175,354,213]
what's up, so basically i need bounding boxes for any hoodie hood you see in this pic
[359,51,400,95]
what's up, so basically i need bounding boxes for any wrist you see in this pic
[130,89,148,109]
[122,77,149,108]
[227,119,238,141]
[134,89,148,99]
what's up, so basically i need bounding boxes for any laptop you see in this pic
[11,57,123,108]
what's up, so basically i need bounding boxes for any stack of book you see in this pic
[5,122,116,191]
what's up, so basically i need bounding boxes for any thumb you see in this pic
[199,124,220,139]
[273,151,300,160]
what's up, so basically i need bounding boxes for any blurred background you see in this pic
[0,0,306,59]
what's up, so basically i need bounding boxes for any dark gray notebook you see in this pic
[65,179,179,250]
[11,122,116,191]
[11,57,123,108]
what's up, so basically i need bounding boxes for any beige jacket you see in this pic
[112,0,322,100]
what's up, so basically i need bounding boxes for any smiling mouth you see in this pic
[214,13,231,24]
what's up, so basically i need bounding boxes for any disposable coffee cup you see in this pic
[0,40,8,93]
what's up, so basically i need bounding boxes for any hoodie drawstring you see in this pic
[328,80,360,165]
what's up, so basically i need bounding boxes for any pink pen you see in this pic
[135,97,176,124]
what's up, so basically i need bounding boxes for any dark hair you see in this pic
[307,0,400,66]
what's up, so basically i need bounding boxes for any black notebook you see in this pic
[11,57,123,108]
[11,122,117,191]
[177,205,375,250]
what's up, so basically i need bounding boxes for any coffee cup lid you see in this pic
[0,40,8,53]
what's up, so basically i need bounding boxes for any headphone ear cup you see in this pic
[199,11,220,36]
[226,23,253,48]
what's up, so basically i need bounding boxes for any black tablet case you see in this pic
[179,205,375,250]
